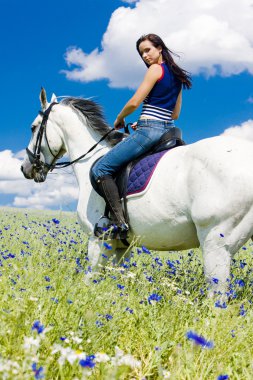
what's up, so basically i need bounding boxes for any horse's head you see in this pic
[21,88,67,182]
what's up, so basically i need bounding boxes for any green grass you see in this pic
[0,207,253,379]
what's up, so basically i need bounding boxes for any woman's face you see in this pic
[138,40,162,65]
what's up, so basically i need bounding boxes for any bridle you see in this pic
[26,102,118,174]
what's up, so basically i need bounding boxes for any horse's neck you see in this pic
[59,106,110,187]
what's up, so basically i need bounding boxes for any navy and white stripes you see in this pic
[140,103,173,121]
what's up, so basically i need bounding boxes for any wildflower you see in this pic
[162,370,171,379]
[95,352,110,363]
[32,321,45,334]
[212,278,219,284]
[51,297,59,304]
[239,304,246,316]
[220,233,224,237]
[142,245,151,254]
[52,218,60,224]
[31,363,44,379]
[217,375,229,380]
[44,276,50,282]
[125,307,134,314]
[148,293,162,304]
[231,330,235,338]
[105,314,113,320]
[24,337,40,350]
[112,346,141,368]
[67,299,73,304]
[79,355,96,368]
[103,242,112,250]
[117,284,125,290]
[215,300,227,309]
[52,344,85,365]
[235,279,245,287]
[186,331,214,349]
[102,253,108,259]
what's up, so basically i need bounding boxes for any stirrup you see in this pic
[94,216,129,240]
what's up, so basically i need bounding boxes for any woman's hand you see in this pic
[131,122,138,130]
[114,117,125,130]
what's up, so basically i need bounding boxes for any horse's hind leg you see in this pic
[197,209,253,297]
[196,225,232,297]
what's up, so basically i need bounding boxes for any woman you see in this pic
[92,33,192,238]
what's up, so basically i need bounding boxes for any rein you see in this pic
[26,102,117,172]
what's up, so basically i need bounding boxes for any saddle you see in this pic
[90,127,185,228]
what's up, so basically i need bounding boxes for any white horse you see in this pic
[21,88,253,296]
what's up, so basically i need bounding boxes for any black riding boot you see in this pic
[95,175,129,239]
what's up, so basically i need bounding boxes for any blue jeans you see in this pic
[92,119,175,180]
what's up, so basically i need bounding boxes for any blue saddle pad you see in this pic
[126,150,167,196]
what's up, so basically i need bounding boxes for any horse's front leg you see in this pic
[85,236,131,283]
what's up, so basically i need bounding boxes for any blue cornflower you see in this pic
[79,355,96,368]
[148,293,162,304]
[32,363,44,379]
[117,284,125,290]
[239,304,247,316]
[102,253,108,259]
[239,260,247,269]
[215,300,227,309]
[105,314,113,320]
[52,218,60,224]
[186,331,214,349]
[235,279,245,287]
[220,233,224,238]
[32,321,45,334]
[103,242,112,250]
[67,299,73,304]
[51,297,59,304]
[60,337,66,341]
[125,307,134,314]
[44,276,50,282]
[217,375,229,380]
[212,278,219,284]
[154,257,163,266]
[142,245,151,254]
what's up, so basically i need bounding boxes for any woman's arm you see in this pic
[171,88,182,120]
[114,64,162,128]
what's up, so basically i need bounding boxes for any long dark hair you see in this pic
[136,33,192,89]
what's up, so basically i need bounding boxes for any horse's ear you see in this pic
[50,93,58,103]
[40,87,48,110]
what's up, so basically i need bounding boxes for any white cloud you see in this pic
[0,150,78,210]
[63,0,253,88]
[221,119,253,142]
[0,150,24,180]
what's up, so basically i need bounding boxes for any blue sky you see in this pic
[0,0,253,209]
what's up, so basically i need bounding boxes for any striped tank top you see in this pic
[140,63,182,121]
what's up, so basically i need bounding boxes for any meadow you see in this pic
[0,207,252,380]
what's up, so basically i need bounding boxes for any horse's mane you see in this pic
[61,97,124,146]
